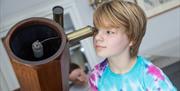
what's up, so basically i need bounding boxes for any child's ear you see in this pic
[129,41,133,47]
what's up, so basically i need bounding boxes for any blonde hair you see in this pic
[93,0,147,58]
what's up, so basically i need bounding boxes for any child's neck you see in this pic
[108,55,136,74]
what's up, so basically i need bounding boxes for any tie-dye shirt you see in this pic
[89,56,177,91]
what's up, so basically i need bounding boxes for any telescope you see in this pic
[3,6,94,91]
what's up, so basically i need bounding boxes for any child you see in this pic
[69,63,87,86]
[89,0,177,91]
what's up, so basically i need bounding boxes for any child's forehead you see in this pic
[95,19,117,29]
[94,16,126,30]
[95,20,125,30]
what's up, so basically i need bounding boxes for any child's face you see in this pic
[93,27,132,58]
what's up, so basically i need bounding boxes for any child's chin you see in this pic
[96,52,108,58]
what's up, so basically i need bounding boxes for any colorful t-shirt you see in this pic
[89,56,177,91]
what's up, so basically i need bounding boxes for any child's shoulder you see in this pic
[137,56,177,90]
[138,56,167,82]
[137,56,154,67]
[90,59,108,75]
[88,59,108,90]
[136,56,162,75]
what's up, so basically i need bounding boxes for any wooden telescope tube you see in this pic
[3,18,94,91]
[3,17,70,91]
[3,5,94,91]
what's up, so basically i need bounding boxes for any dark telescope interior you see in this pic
[10,24,61,61]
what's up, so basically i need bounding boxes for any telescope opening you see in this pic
[10,24,61,61]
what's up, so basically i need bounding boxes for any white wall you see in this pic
[0,0,68,37]
[139,7,180,57]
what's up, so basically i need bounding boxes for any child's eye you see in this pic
[94,28,99,33]
[106,31,114,35]
[93,28,99,35]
